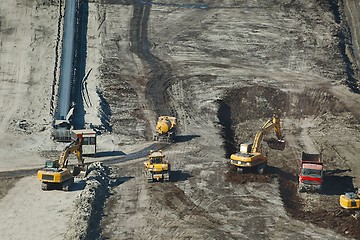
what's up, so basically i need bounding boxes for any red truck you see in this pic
[298,152,324,193]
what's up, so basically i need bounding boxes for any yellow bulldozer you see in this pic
[230,115,285,173]
[37,137,86,191]
[153,116,177,142]
[144,150,171,182]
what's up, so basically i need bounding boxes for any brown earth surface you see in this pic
[1,0,360,239]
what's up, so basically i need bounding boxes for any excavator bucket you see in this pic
[265,138,285,150]
[72,165,87,178]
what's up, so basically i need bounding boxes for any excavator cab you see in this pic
[340,191,360,209]
[44,160,58,168]
[239,142,253,154]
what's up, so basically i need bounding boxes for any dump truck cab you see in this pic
[144,150,171,182]
[298,152,324,193]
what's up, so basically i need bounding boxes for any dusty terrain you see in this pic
[1,0,360,239]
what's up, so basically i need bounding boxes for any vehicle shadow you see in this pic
[266,165,297,182]
[109,176,134,188]
[322,173,355,195]
[170,170,192,182]
[175,135,201,143]
[71,179,87,191]
[94,151,126,158]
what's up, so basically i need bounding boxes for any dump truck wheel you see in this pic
[41,182,48,191]
[164,172,170,182]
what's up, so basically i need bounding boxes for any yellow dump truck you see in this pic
[153,116,177,142]
[144,150,171,182]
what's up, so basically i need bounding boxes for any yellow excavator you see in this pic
[340,191,360,209]
[230,115,285,173]
[37,137,86,191]
[144,150,171,182]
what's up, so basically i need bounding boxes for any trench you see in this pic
[72,0,89,129]
[329,0,360,93]
[217,85,359,239]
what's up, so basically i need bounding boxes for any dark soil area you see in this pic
[219,86,360,239]
[0,177,19,200]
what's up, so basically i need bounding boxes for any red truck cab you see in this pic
[298,152,324,193]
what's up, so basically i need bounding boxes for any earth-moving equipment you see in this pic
[230,115,285,173]
[297,152,324,193]
[340,191,360,209]
[153,116,177,142]
[144,150,171,182]
[37,137,86,191]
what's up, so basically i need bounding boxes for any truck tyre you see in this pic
[164,172,170,182]
[41,182,48,191]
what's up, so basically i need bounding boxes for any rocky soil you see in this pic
[1,0,360,239]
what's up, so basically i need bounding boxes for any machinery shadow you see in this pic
[73,0,89,129]
[95,151,126,158]
[175,135,201,143]
[71,179,87,191]
[170,170,192,182]
[265,165,297,182]
[109,176,134,188]
[322,174,355,195]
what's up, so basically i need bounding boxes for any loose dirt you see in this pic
[1,0,360,239]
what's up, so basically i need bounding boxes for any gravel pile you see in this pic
[64,162,111,240]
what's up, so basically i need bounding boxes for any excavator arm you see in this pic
[251,115,283,153]
[58,138,84,169]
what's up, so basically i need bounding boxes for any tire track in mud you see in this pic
[129,1,176,116]
[145,183,238,239]
[331,0,360,93]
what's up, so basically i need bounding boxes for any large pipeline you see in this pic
[57,0,77,120]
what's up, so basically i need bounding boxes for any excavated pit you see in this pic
[218,85,360,239]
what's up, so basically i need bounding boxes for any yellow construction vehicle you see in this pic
[144,150,171,182]
[230,115,285,173]
[153,116,177,142]
[340,191,360,209]
[37,137,85,191]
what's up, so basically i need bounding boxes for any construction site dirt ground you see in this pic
[1,0,360,239]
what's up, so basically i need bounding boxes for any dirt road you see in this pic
[98,0,359,239]
[1,0,360,239]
